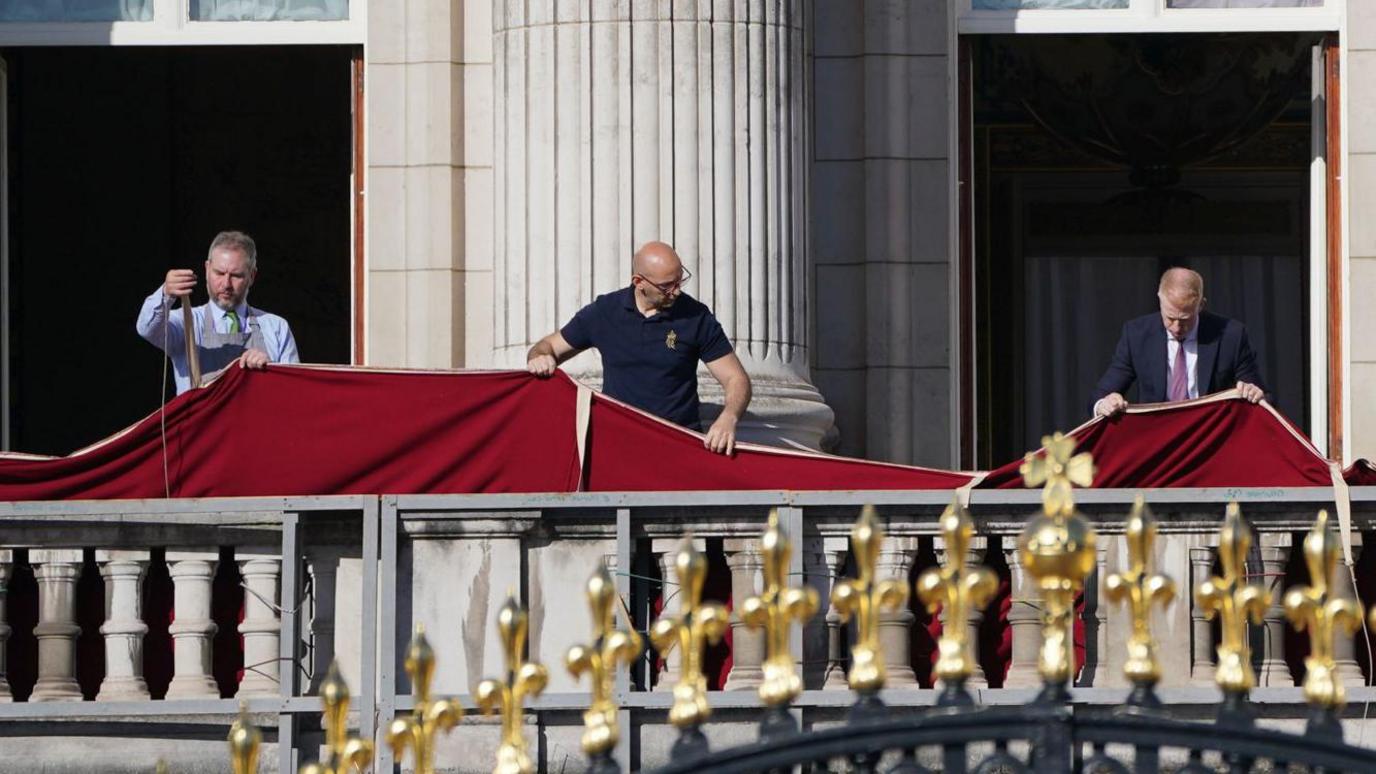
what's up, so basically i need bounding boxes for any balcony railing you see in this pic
[1,487,1373,771]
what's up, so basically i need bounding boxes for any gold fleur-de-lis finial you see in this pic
[741,510,820,714]
[155,761,168,774]
[566,563,644,766]
[388,624,463,774]
[1018,434,1097,695]
[832,505,910,700]
[228,701,261,774]
[477,594,550,774]
[300,662,374,774]
[649,538,730,748]
[916,497,996,704]
[1105,496,1176,704]
[1284,510,1362,714]
[1195,503,1270,696]
[1020,432,1095,518]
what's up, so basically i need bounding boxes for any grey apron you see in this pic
[198,305,266,375]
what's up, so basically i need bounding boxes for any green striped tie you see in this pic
[226,311,240,334]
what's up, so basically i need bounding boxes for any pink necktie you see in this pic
[1168,340,1188,402]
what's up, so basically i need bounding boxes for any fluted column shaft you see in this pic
[492,0,833,449]
[30,549,84,702]
[723,539,764,690]
[1257,534,1293,687]
[877,537,918,687]
[238,555,282,697]
[0,550,11,702]
[165,551,220,699]
[1189,546,1217,685]
[95,550,150,701]
[1004,544,1041,688]
[935,535,988,688]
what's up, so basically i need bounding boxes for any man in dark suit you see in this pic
[1091,267,1266,418]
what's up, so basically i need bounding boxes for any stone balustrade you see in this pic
[1,491,1374,772]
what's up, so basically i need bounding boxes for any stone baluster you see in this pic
[95,550,150,701]
[877,536,919,687]
[800,536,833,689]
[935,533,989,688]
[30,549,84,701]
[723,539,764,690]
[0,550,11,702]
[306,548,341,693]
[820,538,852,690]
[1331,537,1365,685]
[1189,546,1217,685]
[1004,542,1041,688]
[652,537,706,691]
[165,550,220,699]
[1257,533,1294,687]
[237,554,282,697]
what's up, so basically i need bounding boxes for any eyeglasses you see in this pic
[635,267,692,295]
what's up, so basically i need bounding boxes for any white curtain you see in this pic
[0,0,151,21]
[974,0,1128,8]
[1021,254,1305,448]
[191,0,346,20]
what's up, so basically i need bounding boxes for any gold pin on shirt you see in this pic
[666,330,677,350]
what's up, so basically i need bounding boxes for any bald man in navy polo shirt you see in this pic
[526,241,753,455]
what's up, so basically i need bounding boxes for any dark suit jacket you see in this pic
[1089,311,1267,412]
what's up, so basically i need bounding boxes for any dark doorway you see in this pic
[970,33,1319,468]
[3,45,353,455]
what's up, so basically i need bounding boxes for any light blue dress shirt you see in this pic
[136,288,300,394]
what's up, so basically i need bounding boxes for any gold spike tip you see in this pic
[228,702,262,774]
[320,661,349,707]
[155,761,168,774]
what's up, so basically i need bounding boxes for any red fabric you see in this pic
[1345,459,1376,486]
[0,364,975,500]
[581,392,975,492]
[979,398,1334,489]
[0,365,583,499]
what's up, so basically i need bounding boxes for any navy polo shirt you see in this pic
[561,287,733,428]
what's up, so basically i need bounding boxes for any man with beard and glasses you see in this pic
[137,230,299,394]
[526,241,752,455]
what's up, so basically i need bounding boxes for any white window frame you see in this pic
[0,0,366,46]
[957,0,1342,34]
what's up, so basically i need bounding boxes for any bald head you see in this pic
[632,241,682,277]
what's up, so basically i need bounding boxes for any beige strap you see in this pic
[181,299,202,389]
[1329,460,1355,567]
[575,381,593,491]
[955,472,987,507]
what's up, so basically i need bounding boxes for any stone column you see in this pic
[821,538,850,689]
[165,551,220,699]
[1256,534,1293,687]
[0,550,11,702]
[877,536,918,687]
[799,536,832,689]
[306,549,342,693]
[1004,544,1042,689]
[723,539,764,690]
[652,537,706,691]
[1079,542,1114,688]
[238,555,282,698]
[491,0,834,449]
[30,549,83,701]
[1189,546,1217,685]
[95,550,150,701]
[934,534,988,688]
